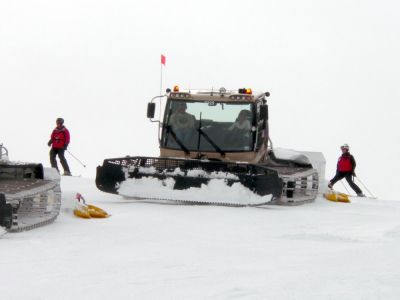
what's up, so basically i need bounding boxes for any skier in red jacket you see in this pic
[48,118,71,175]
[328,144,364,196]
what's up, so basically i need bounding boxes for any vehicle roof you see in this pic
[167,89,268,103]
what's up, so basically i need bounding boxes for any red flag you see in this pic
[161,54,166,66]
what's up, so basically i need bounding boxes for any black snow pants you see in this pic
[330,172,362,195]
[50,148,70,173]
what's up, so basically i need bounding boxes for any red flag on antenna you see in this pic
[161,54,166,66]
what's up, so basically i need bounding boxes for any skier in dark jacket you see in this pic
[328,144,364,196]
[48,118,71,175]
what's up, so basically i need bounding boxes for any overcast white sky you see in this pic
[1,0,399,199]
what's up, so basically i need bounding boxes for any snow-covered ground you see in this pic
[1,176,400,300]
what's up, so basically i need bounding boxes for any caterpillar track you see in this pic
[0,144,61,232]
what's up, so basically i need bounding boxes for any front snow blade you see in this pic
[96,156,283,200]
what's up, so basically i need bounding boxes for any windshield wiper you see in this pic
[165,125,190,155]
[197,127,225,157]
[164,108,190,155]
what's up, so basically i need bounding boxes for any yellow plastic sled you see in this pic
[73,193,110,219]
[324,190,350,203]
[74,204,109,218]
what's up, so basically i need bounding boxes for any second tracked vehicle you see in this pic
[96,87,320,206]
[0,144,61,232]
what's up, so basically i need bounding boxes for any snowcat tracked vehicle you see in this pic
[0,144,61,232]
[96,87,319,206]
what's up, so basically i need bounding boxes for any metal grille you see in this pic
[280,170,319,204]
[104,156,277,176]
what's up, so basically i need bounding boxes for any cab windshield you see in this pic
[162,100,254,152]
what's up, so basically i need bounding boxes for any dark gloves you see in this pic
[48,140,52,147]
[64,144,68,150]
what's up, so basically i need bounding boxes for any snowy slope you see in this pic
[1,177,400,300]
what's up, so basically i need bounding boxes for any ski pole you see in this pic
[340,180,351,195]
[354,176,376,198]
[66,150,87,168]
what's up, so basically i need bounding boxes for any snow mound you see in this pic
[118,177,272,205]
[43,167,61,181]
[137,166,239,180]
[273,147,311,164]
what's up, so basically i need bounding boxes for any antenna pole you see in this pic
[160,62,163,96]
[160,54,166,119]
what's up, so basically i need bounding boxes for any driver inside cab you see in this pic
[225,109,252,148]
[228,110,251,131]
[169,102,195,143]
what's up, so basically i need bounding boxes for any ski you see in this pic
[349,195,378,200]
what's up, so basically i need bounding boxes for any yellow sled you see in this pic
[74,204,109,218]
[73,204,91,218]
[73,193,110,219]
[324,190,350,203]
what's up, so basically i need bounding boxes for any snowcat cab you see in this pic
[96,87,319,206]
